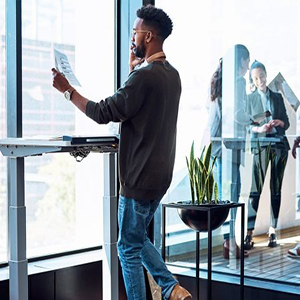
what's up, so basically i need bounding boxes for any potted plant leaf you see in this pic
[176,141,232,232]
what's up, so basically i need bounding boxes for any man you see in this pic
[52,4,192,300]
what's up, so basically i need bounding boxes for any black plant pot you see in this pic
[177,201,232,232]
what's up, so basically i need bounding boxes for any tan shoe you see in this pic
[169,284,192,300]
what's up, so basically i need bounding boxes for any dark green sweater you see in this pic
[85,61,181,200]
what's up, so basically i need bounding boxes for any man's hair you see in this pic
[136,5,173,40]
[234,44,250,69]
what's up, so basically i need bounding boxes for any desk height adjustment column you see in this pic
[8,157,28,300]
[103,152,119,300]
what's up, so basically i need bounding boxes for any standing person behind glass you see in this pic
[225,45,253,258]
[209,58,223,200]
[210,45,252,259]
[244,61,290,250]
[52,5,192,300]
[232,44,253,205]
[211,45,251,197]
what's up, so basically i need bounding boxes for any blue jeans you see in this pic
[117,195,178,300]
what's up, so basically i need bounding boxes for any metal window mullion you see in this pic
[6,0,22,138]
[6,1,28,300]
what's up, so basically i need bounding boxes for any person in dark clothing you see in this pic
[52,4,192,300]
[244,60,290,250]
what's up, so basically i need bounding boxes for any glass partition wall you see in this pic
[21,0,115,258]
[156,0,300,291]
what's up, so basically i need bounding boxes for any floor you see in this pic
[175,226,300,285]
[147,226,300,299]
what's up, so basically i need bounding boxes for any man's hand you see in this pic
[292,136,300,159]
[51,68,88,113]
[52,68,72,93]
[129,44,144,72]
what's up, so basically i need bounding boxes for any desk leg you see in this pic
[162,206,166,261]
[240,204,245,300]
[103,153,118,300]
[196,231,200,300]
[8,157,28,300]
[207,210,212,300]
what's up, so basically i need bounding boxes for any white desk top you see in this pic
[0,135,119,157]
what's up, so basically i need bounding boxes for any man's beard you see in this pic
[134,42,146,59]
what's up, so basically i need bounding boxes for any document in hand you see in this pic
[268,72,299,112]
[54,48,81,87]
[252,111,271,123]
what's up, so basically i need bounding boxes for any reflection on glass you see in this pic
[209,58,222,200]
[155,0,300,289]
[21,0,114,257]
[245,61,290,250]
[222,44,251,251]
[211,44,252,259]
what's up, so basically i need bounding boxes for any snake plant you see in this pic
[186,142,218,204]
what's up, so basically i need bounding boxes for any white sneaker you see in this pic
[288,243,300,258]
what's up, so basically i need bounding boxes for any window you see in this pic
[22,0,115,257]
[0,0,7,263]
[156,0,300,290]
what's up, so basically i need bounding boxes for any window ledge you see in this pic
[0,249,103,281]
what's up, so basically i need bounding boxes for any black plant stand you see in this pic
[162,202,245,300]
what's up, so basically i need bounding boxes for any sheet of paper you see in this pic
[252,111,271,123]
[25,135,63,141]
[268,72,299,112]
[54,48,81,87]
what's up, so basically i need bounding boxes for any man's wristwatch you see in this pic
[63,87,76,101]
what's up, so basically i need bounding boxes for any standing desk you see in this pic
[0,136,119,300]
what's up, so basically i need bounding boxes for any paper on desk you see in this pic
[268,72,299,112]
[25,135,63,141]
[54,48,81,87]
